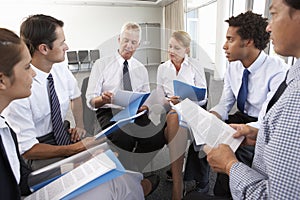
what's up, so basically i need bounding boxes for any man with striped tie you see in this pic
[2,14,99,171]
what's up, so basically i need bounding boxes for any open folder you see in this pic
[94,110,147,140]
[110,90,150,121]
[173,80,206,101]
[25,143,125,200]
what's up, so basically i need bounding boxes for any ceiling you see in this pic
[38,0,177,7]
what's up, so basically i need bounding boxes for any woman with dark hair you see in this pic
[0,27,35,199]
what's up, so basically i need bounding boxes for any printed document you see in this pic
[173,99,244,152]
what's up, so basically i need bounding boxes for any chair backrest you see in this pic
[66,51,79,64]
[78,50,90,63]
[90,49,100,62]
[81,77,97,135]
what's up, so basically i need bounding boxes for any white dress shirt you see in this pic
[157,55,207,106]
[0,116,20,183]
[2,63,81,154]
[210,51,288,120]
[86,52,150,110]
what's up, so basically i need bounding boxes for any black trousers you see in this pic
[214,111,257,197]
[96,108,166,171]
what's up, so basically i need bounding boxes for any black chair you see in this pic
[66,51,79,71]
[81,77,97,136]
[78,50,91,71]
[89,49,100,67]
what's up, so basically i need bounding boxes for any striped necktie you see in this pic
[47,74,71,145]
[123,60,132,91]
[237,69,250,113]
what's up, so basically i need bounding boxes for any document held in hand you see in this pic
[25,146,125,200]
[172,99,244,152]
[173,80,206,101]
[111,90,150,121]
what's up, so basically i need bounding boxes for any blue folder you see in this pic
[173,80,206,101]
[110,93,149,121]
[62,150,126,200]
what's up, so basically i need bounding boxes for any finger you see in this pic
[203,145,212,154]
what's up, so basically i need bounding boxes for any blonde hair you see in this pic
[120,22,142,42]
[171,30,191,55]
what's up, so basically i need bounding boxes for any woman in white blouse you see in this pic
[157,30,207,200]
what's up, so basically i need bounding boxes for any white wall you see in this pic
[0,1,163,51]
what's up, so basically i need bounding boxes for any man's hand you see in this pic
[167,96,180,105]
[209,110,222,120]
[230,124,258,146]
[204,144,238,175]
[138,105,149,113]
[101,91,113,104]
[68,127,87,143]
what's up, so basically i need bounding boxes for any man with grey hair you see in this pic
[86,22,166,172]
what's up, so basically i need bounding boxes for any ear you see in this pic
[37,44,49,55]
[118,35,121,44]
[245,39,254,47]
[0,73,8,90]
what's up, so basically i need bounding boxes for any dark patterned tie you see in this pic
[47,74,71,145]
[266,72,288,113]
[237,69,250,113]
[123,60,132,91]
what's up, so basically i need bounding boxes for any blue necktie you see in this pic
[123,60,132,91]
[47,74,71,145]
[237,69,250,113]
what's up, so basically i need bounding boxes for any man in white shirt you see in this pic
[3,14,161,199]
[2,14,100,170]
[209,11,288,198]
[86,22,166,171]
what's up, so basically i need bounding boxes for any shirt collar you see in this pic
[116,51,133,68]
[31,64,50,84]
[246,51,267,73]
[286,58,300,85]
[0,115,8,129]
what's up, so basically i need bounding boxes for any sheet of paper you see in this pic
[173,99,244,152]
[25,152,116,200]
[112,90,149,107]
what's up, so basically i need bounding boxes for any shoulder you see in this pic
[265,56,289,72]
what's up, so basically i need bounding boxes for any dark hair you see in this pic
[284,0,300,9]
[20,14,64,56]
[0,28,23,77]
[225,11,269,50]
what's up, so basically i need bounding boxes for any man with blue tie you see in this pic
[209,11,288,198]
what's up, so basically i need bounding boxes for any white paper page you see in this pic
[173,99,244,152]
[112,90,149,107]
[143,88,170,125]
[25,153,116,200]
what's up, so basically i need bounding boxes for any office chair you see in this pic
[81,77,98,136]
[66,51,79,71]
[89,49,100,68]
[78,50,91,71]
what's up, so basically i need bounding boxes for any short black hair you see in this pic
[20,14,64,56]
[225,11,269,50]
[284,0,300,9]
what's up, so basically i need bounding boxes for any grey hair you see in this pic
[120,22,142,42]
